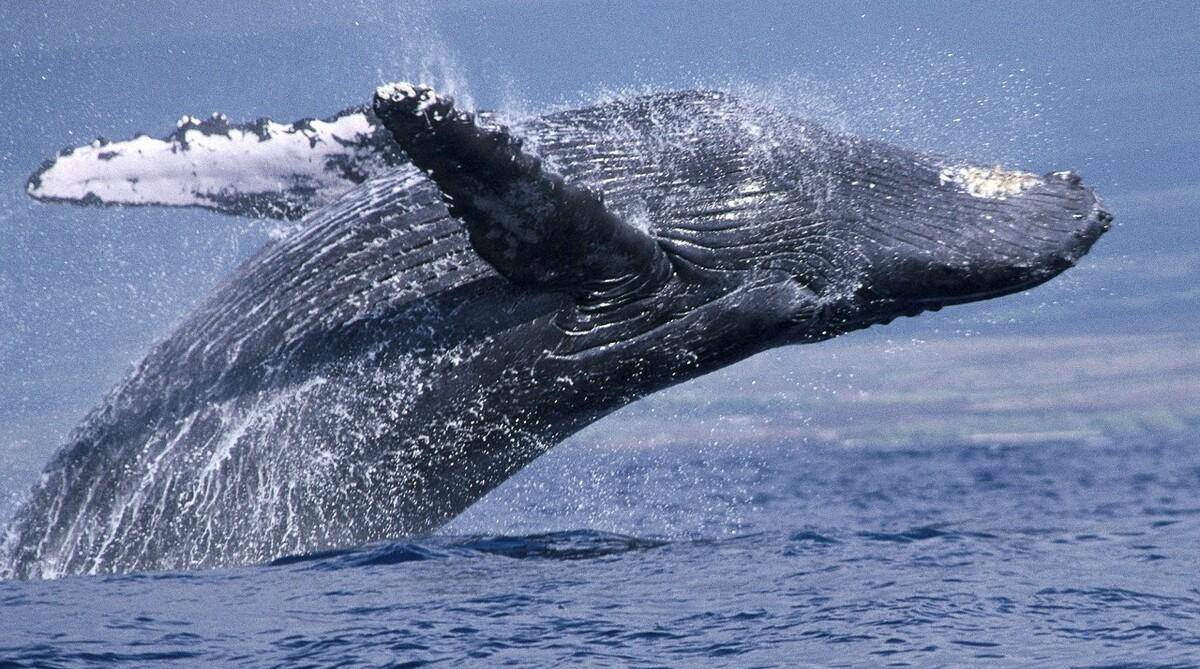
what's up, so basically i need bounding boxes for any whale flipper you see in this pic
[373,84,673,306]
[26,108,403,220]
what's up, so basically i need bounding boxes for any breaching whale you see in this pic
[3,84,1109,578]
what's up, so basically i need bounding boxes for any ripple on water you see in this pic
[1,436,1199,667]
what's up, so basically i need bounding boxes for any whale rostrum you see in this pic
[3,84,1110,578]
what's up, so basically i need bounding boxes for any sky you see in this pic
[0,1,1197,513]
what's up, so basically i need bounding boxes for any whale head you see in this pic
[568,92,1115,349]
[824,166,1109,335]
[742,159,1114,343]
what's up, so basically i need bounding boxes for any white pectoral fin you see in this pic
[26,107,404,220]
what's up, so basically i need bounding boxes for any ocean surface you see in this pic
[3,433,1198,667]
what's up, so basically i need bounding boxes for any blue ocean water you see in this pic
[3,434,1198,667]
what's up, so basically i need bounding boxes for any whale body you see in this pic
[2,86,1109,578]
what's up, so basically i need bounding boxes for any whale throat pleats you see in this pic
[372,83,674,307]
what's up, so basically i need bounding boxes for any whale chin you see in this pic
[903,179,1106,303]
[821,165,1112,331]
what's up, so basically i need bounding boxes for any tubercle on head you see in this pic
[374,82,454,123]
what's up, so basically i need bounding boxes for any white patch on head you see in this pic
[939,165,1039,199]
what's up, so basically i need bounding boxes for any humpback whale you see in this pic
[3,84,1110,578]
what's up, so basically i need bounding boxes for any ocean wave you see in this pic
[269,530,668,570]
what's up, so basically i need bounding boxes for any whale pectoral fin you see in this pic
[373,83,673,306]
[26,108,404,220]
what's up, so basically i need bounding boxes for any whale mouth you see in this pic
[908,180,1112,308]
[883,166,1104,296]
[813,166,1113,330]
